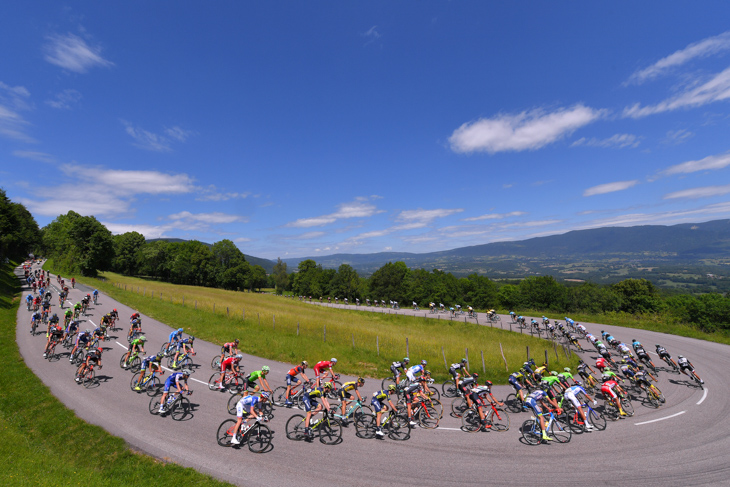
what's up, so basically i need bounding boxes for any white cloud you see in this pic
[195,185,251,201]
[164,126,195,142]
[662,129,694,145]
[462,211,526,222]
[285,232,325,240]
[286,198,382,228]
[62,164,195,194]
[576,202,730,229]
[624,66,730,118]
[449,105,605,154]
[103,222,171,239]
[396,208,464,223]
[0,82,34,142]
[664,184,730,200]
[46,89,82,109]
[662,152,730,176]
[12,150,55,163]
[363,25,381,44]
[43,33,113,73]
[583,180,639,197]
[627,31,730,85]
[168,211,246,224]
[571,133,641,149]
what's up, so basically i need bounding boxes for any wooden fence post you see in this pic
[545,349,549,367]
[377,336,379,356]
[324,324,326,342]
[442,347,447,371]
[499,343,509,372]
[481,350,486,374]
[273,315,275,330]
[465,348,470,370]
[406,337,409,357]
[297,322,300,336]
[526,346,530,361]
[553,341,559,361]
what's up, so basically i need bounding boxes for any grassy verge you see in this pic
[60,270,578,383]
[0,261,230,486]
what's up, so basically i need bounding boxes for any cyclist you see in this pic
[171,336,195,368]
[285,361,310,407]
[677,355,703,384]
[469,380,503,428]
[402,379,425,426]
[563,380,598,429]
[92,289,99,304]
[63,319,79,344]
[558,367,577,387]
[134,352,165,390]
[72,301,82,319]
[122,335,147,368]
[230,392,271,445]
[217,353,244,391]
[243,366,272,396]
[219,338,240,364]
[406,360,427,383]
[655,344,676,368]
[313,358,337,386]
[166,328,184,354]
[542,371,566,394]
[390,357,410,386]
[525,383,562,442]
[110,308,119,325]
[43,322,65,358]
[29,311,41,333]
[71,277,75,288]
[632,341,656,370]
[601,374,629,417]
[70,329,92,361]
[76,347,103,382]
[337,377,365,421]
[508,369,531,406]
[449,358,470,389]
[303,382,333,437]
[617,342,632,357]
[25,294,33,310]
[45,312,60,337]
[371,385,398,438]
[158,370,191,413]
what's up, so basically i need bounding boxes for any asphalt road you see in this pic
[15,265,730,486]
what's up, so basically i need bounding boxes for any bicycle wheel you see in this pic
[259,399,274,419]
[319,418,343,445]
[248,423,272,453]
[425,387,440,401]
[119,354,129,369]
[160,342,170,355]
[216,419,236,447]
[442,380,458,398]
[505,393,524,414]
[387,413,411,441]
[645,390,660,408]
[549,417,572,443]
[208,373,222,391]
[461,408,481,433]
[171,397,191,421]
[272,386,288,407]
[285,414,307,441]
[381,377,396,390]
[418,404,440,429]
[228,393,243,415]
[487,407,510,432]
[166,356,176,368]
[211,356,222,370]
[83,369,96,388]
[130,372,144,392]
[587,408,606,431]
[451,397,468,418]
[179,357,193,370]
[354,413,377,439]
[129,356,141,373]
[146,376,162,397]
[149,394,162,415]
[622,398,635,417]
[520,419,541,445]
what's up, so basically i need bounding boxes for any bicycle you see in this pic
[70,347,86,365]
[131,369,163,396]
[285,409,342,444]
[149,390,193,420]
[505,391,529,413]
[168,352,194,370]
[211,351,234,370]
[120,350,142,373]
[228,392,274,418]
[30,318,39,336]
[603,390,635,420]
[660,355,679,373]
[355,409,411,441]
[442,379,459,398]
[272,380,310,409]
[402,395,440,429]
[75,363,100,389]
[45,338,60,362]
[461,402,510,433]
[686,369,704,390]
[159,339,180,357]
[332,399,373,425]
[638,381,666,408]
[216,417,273,453]
[208,369,243,393]
[520,409,572,445]
[564,401,607,433]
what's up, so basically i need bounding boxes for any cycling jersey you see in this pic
[221,357,239,370]
[141,355,161,369]
[163,372,186,392]
[542,376,561,386]
[130,338,144,348]
[246,370,265,383]
[168,330,182,343]
[313,361,333,374]
[564,385,587,408]
[235,395,259,417]
[340,381,359,393]
[176,338,193,349]
[601,380,619,399]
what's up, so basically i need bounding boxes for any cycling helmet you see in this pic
[189,336,195,342]
[655,344,661,348]
[177,328,183,333]
[52,313,58,318]
[403,357,409,363]
[421,360,427,366]
[97,347,103,353]
[540,381,550,391]
[181,369,191,377]
[678,355,684,359]
[601,374,611,382]
[424,370,431,376]
[324,382,333,390]
[85,329,91,334]
[461,358,467,364]
[156,352,165,360]
[632,339,637,343]
[330,358,337,364]
[114,308,117,312]
[139,335,147,342]
[620,359,627,364]
[357,377,365,384]
[484,380,493,387]
[235,354,243,360]
[260,391,271,399]
[261,365,270,372]
[574,379,583,386]
[301,360,308,368]
[388,384,396,391]
[564,367,571,373]
[550,371,558,376]
[471,373,479,379]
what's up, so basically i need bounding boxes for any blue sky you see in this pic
[2,2,730,260]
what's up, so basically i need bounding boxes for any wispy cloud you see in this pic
[0,82,34,142]
[449,105,605,154]
[396,208,464,224]
[664,184,730,200]
[284,231,326,240]
[195,185,251,202]
[584,180,639,197]
[45,89,82,109]
[286,198,383,228]
[12,150,55,163]
[662,129,694,145]
[661,152,730,176]
[43,33,114,73]
[624,66,730,118]
[571,133,641,149]
[626,31,730,85]
[462,211,526,222]
[122,120,194,152]
[168,211,246,224]
[362,25,381,45]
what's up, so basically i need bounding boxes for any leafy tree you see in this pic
[0,189,40,261]
[369,261,409,303]
[246,264,268,291]
[611,278,660,314]
[497,284,521,310]
[518,276,566,311]
[42,211,113,276]
[112,232,146,275]
[272,258,289,295]
[329,264,360,300]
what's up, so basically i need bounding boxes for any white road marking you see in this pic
[696,388,708,405]
[634,411,685,426]
[116,341,128,350]
[438,427,463,431]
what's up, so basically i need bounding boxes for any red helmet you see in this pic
[97,347,103,353]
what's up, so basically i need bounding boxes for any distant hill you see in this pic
[283,219,730,280]
[146,238,275,273]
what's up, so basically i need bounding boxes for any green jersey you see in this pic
[247,370,265,382]
[542,376,561,385]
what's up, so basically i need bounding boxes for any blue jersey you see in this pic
[566,385,587,396]
[408,365,424,375]
[176,338,192,349]
[165,372,186,388]
[168,330,182,342]
[237,395,259,412]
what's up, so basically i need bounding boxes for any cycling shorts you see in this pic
[301,395,318,412]
[679,364,693,372]
[286,374,300,386]
[564,389,582,409]
[338,390,352,401]
[163,381,180,393]
[371,397,385,413]
[508,376,523,391]
[390,365,402,377]
[525,397,542,415]
[405,371,417,382]
[141,361,161,372]
[236,401,253,418]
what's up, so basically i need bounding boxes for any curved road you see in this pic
[15,265,730,486]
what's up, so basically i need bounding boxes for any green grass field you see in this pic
[0,261,230,486]
[74,271,577,383]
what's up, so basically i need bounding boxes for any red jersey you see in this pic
[314,361,333,373]
[595,358,607,369]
